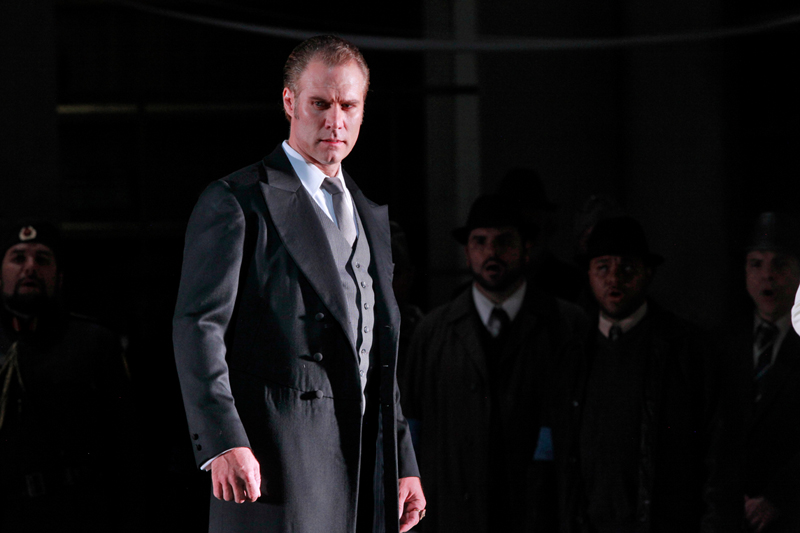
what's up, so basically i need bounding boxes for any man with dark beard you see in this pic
[399,194,588,533]
[0,220,131,532]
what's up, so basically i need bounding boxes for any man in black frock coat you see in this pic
[173,36,424,533]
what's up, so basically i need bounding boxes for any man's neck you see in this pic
[285,139,341,177]
[474,277,526,305]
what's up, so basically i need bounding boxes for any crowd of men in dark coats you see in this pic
[2,176,798,533]
[398,174,800,533]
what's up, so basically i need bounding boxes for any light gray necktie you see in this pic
[321,177,356,246]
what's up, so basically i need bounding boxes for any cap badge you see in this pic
[19,226,37,242]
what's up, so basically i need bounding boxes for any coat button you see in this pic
[192,433,199,440]
[315,312,325,321]
[312,352,323,362]
[314,390,323,399]
[196,444,202,451]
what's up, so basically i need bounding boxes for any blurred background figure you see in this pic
[0,219,134,532]
[496,168,584,303]
[400,194,587,533]
[726,212,800,533]
[554,216,741,533]
[572,192,625,258]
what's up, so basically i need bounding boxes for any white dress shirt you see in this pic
[598,301,648,339]
[472,281,527,338]
[282,141,358,238]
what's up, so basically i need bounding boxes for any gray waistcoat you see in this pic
[310,199,375,409]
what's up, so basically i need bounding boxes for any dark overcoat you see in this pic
[554,303,742,533]
[727,317,800,532]
[399,285,588,533]
[173,146,419,533]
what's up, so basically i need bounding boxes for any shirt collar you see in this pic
[472,281,527,329]
[754,312,792,337]
[282,140,343,194]
[598,301,648,338]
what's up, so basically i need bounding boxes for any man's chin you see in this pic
[3,293,51,317]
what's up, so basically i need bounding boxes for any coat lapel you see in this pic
[346,174,400,333]
[754,329,800,422]
[447,289,489,383]
[258,147,356,353]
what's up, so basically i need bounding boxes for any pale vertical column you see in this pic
[424,0,482,307]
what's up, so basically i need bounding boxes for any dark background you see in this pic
[2,0,800,528]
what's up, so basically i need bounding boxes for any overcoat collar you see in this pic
[753,328,800,423]
[443,283,553,381]
[256,145,394,356]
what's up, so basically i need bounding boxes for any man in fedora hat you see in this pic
[729,212,800,532]
[399,194,587,533]
[553,216,740,532]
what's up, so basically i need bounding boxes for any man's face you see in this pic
[283,60,366,176]
[588,255,651,320]
[1,243,60,313]
[745,250,800,322]
[465,227,528,295]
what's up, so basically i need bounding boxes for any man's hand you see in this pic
[745,495,779,532]
[398,476,426,532]
[211,447,262,503]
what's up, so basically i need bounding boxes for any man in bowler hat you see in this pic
[553,216,740,532]
[731,212,800,532]
[399,194,587,532]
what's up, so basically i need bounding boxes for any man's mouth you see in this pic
[483,260,506,274]
[761,289,775,298]
[608,289,624,299]
[17,278,43,291]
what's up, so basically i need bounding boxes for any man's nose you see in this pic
[22,257,39,275]
[325,106,343,129]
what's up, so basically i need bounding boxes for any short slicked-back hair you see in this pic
[282,35,370,121]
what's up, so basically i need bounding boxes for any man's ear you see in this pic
[282,87,295,119]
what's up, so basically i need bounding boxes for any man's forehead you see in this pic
[296,60,367,94]
[5,243,55,256]
[747,249,798,261]
[590,254,643,264]
[469,226,520,238]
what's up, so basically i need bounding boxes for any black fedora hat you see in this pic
[580,216,664,266]
[497,168,557,212]
[745,211,800,258]
[452,194,537,245]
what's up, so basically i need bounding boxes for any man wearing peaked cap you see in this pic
[730,212,800,533]
[552,215,741,532]
[0,219,132,532]
[400,193,588,533]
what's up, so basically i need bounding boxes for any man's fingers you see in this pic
[221,480,234,502]
[399,508,421,533]
[244,472,262,502]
